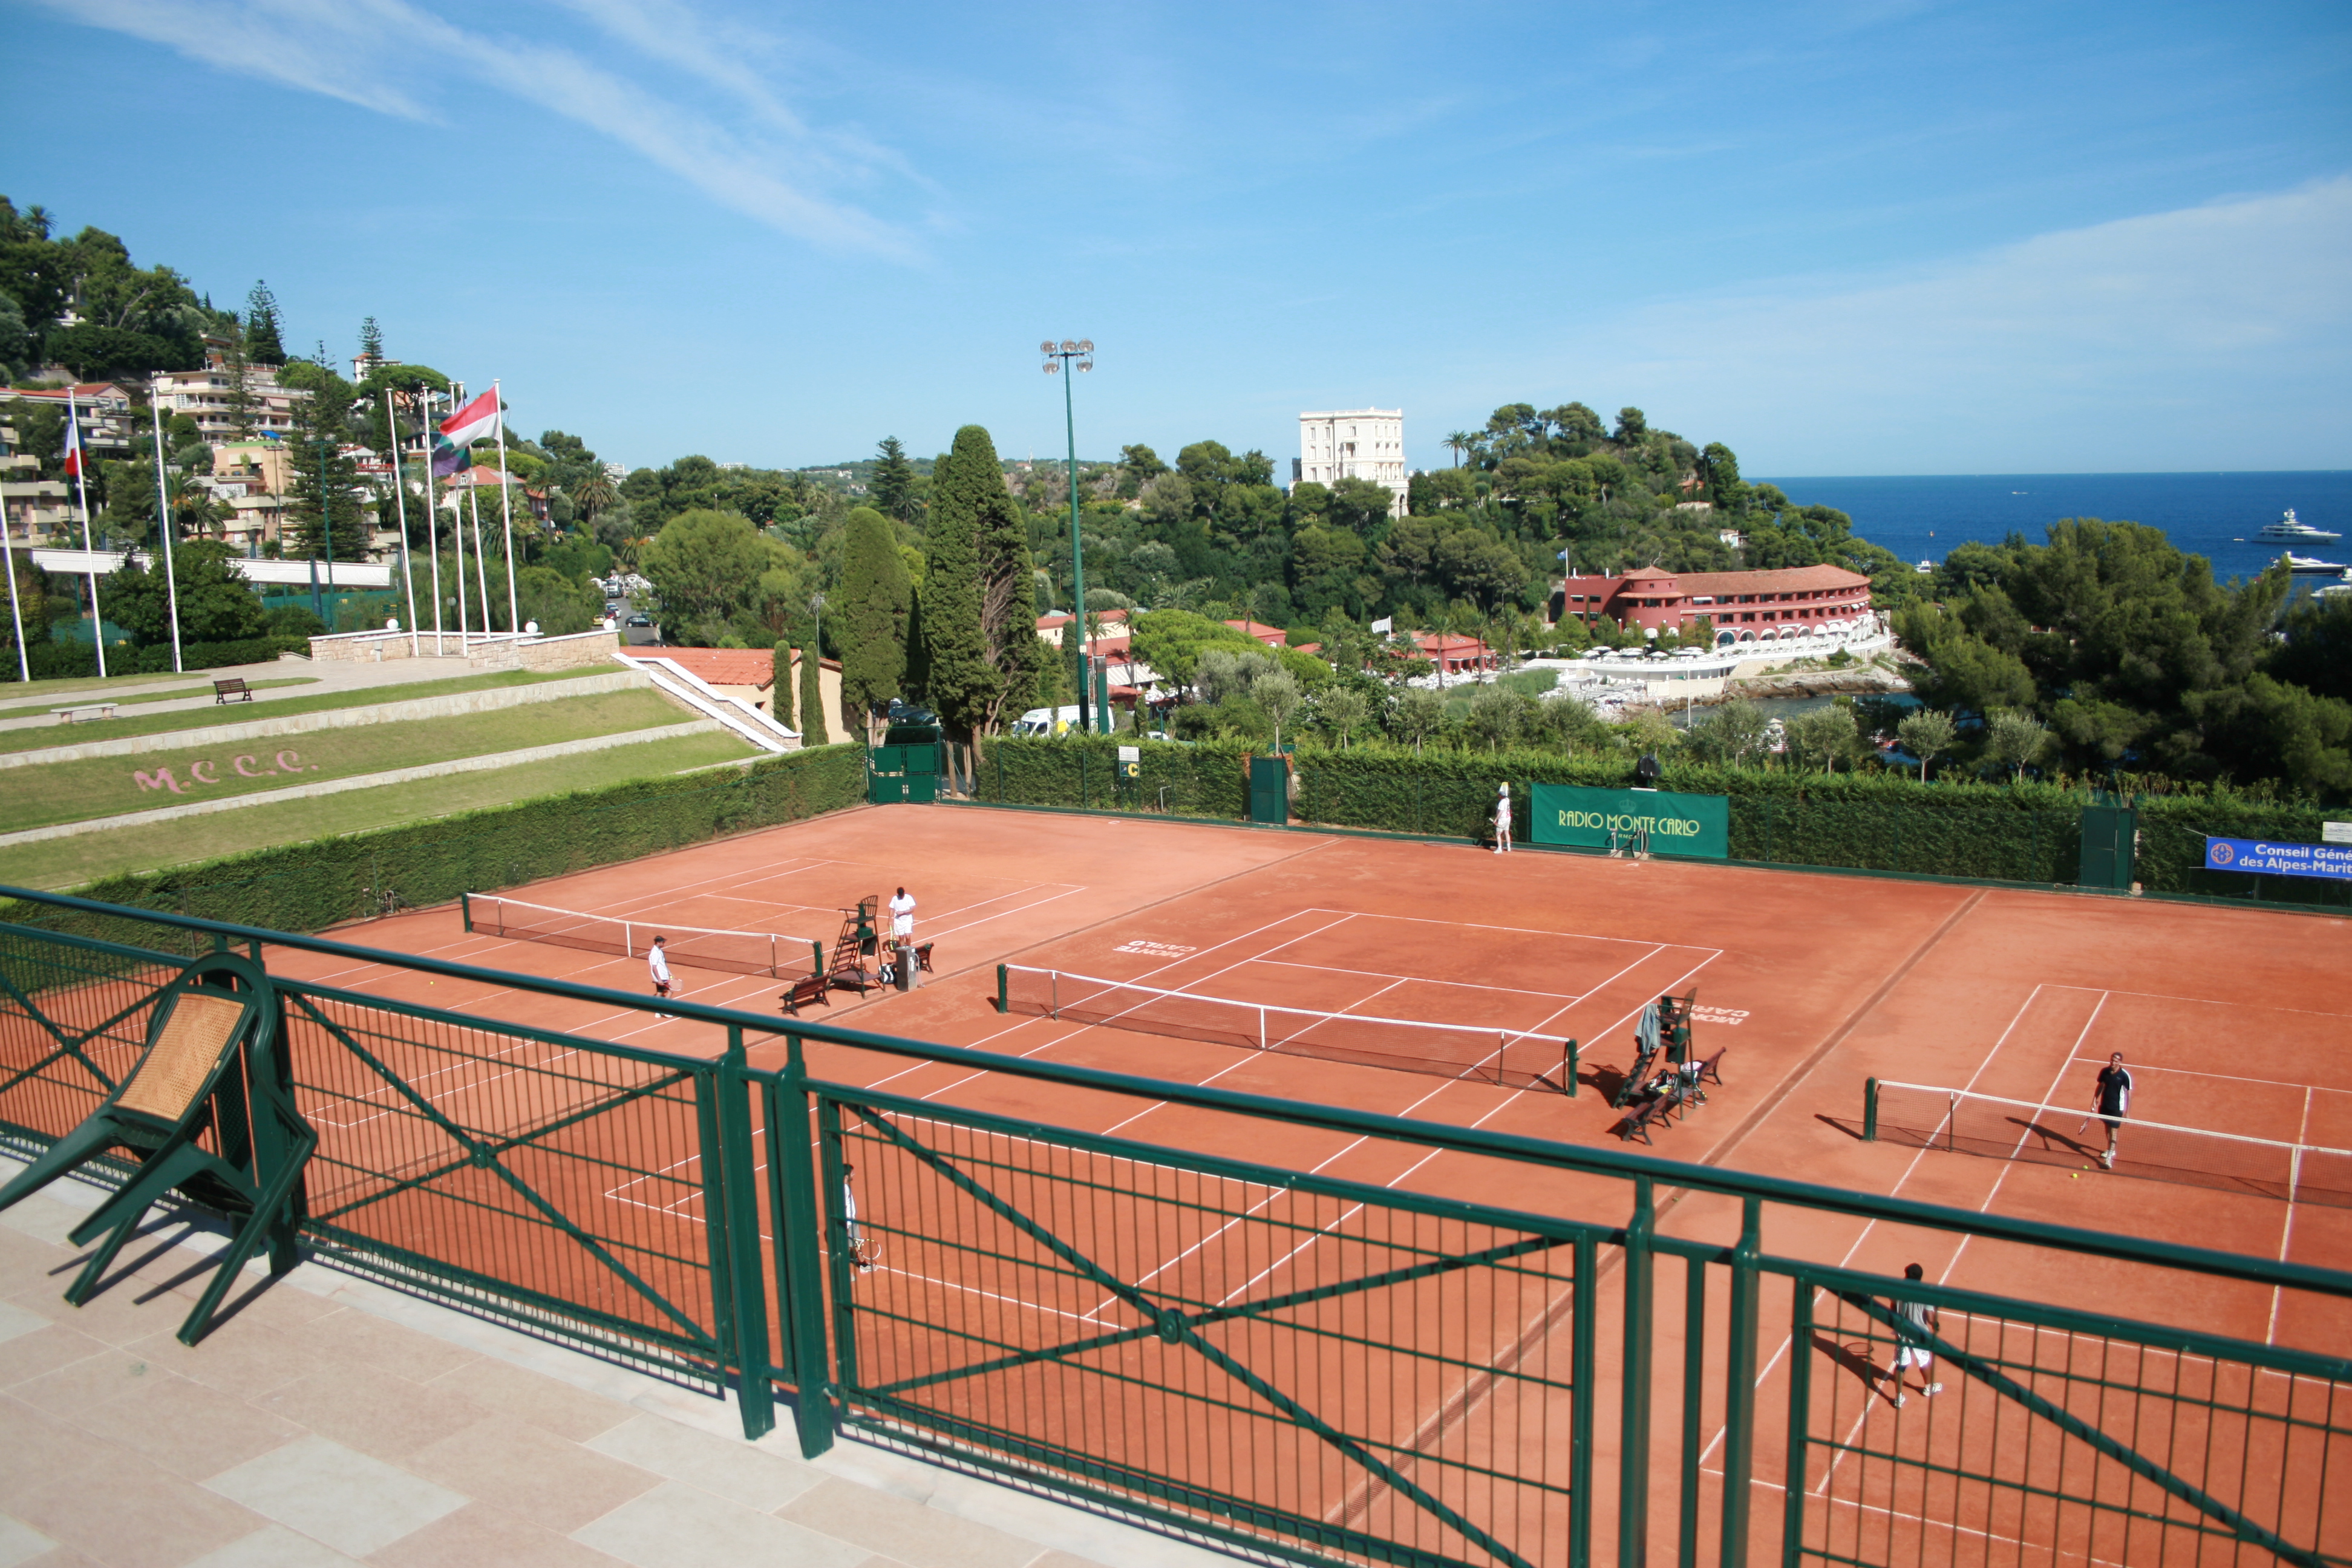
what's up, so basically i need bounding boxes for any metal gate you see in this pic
[1248,755,1288,825]
[2079,801,2137,890]
[868,744,941,805]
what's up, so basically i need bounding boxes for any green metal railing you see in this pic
[2,884,2348,1567]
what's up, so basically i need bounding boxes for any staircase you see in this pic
[623,655,800,753]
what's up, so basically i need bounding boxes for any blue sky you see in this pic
[3,1,2348,477]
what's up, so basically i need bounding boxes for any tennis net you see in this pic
[1864,1078,2352,1207]
[464,893,826,979]
[996,963,1578,1093]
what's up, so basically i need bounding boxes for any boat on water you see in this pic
[2283,553,2350,577]
[2258,508,2341,545]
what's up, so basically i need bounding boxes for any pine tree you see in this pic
[243,281,285,365]
[772,638,795,731]
[798,621,828,745]
[838,506,911,740]
[921,425,1040,745]
[358,316,384,373]
[871,436,916,523]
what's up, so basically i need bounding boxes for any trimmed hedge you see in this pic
[2,743,868,950]
[969,737,2346,909]
[978,735,1251,819]
[2,636,309,682]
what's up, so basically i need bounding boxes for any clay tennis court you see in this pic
[248,801,2352,1561]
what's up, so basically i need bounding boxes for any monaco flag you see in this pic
[433,389,501,477]
[61,405,84,479]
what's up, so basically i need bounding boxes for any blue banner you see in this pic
[2203,837,2352,881]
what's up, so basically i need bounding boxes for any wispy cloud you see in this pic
[30,0,916,257]
[1548,177,2352,470]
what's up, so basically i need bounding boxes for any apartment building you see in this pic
[149,339,310,443]
[1294,408,1408,517]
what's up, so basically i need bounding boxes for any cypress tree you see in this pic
[798,621,828,745]
[772,638,795,731]
[921,423,1045,743]
[838,506,911,741]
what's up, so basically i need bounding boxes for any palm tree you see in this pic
[1444,431,1475,469]
[573,468,619,530]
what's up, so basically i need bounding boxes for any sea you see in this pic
[1751,471,2352,587]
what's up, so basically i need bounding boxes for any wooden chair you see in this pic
[0,952,315,1344]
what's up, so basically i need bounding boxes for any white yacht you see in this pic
[2258,509,2341,545]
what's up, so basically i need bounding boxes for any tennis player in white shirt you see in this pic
[888,887,916,940]
[648,935,674,1018]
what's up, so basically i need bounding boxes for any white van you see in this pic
[1010,705,1085,737]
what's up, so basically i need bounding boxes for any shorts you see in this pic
[892,915,913,938]
[653,980,671,997]
[1895,1345,1933,1372]
[2097,1112,2122,1130]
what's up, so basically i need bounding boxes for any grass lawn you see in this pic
[0,730,758,890]
[0,677,318,722]
[0,665,614,754]
[2,688,697,829]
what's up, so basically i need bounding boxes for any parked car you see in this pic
[625,613,651,627]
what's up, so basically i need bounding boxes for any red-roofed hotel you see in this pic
[1552,563,1874,644]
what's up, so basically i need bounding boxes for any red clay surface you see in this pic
[255,802,2352,1563]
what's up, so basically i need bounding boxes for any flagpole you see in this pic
[468,485,494,635]
[492,379,520,635]
[420,391,444,654]
[68,396,107,679]
[450,439,469,650]
[1,492,26,684]
[385,389,419,656]
[151,400,183,675]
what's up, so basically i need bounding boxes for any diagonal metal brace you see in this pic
[849,1102,1538,1568]
[0,961,172,1100]
[1839,1287,2323,1567]
[290,996,717,1349]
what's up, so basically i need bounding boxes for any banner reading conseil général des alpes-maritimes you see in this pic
[2203,837,2352,882]
[1529,784,1730,858]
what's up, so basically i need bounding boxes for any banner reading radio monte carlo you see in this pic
[1529,784,1730,858]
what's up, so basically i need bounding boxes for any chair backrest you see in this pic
[110,958,268,1128]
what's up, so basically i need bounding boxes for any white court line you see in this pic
[2269,1085,2318,1344]
[1695,982,2054,1470]
[1806,991,2109,1501]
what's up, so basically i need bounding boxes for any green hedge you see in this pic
[2,743,867,950]
[976,736,1252,819]
[976,739,2345,908]
[2,636,309,682]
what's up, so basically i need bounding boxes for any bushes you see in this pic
[1,635,307,682]
[977,736,2347,902]
[4,743,866,947]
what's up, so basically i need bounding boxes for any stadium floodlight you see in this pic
[1040,336,1102,734]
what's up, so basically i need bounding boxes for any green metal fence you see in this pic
[2,885,2349,1567]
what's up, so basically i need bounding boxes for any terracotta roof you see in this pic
[1622,564,1872,598]
[1224,619,1287,645]
[618,647,780,688]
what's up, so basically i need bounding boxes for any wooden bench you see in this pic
[1617,1092,1670,1145]
[50,702,119,724]
[214,677,254,704]
[779,971,831,1015]
[1694,1047,1726,1088]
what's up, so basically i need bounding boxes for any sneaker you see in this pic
[1895,1392,1907,1408]
[2100,1150,2114,1169]
[1924,1382,1943,1397]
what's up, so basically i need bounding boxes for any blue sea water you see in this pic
[1751,471,2352,586]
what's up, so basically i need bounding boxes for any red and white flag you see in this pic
[62,404,84,479]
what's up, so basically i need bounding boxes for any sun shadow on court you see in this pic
[1811,1331,1891,1402]
[1817,1114,2352,1208]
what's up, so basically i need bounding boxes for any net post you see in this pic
[461,892,473,933]
[1948,1092,1958,1152]
[1566,1038,1579,1097]
[1863,1078,1878,1142]
[811,939,825,978]
[1494,1031,1507,1088]
[996,964,1008,1014]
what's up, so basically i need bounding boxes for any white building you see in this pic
[1294,408,1406,517]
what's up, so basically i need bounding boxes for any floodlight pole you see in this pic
[1042,339,1096,733]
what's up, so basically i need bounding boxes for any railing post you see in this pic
[1621,1177,1655,1568]
[1720,1195,1762,1568]
[816,1094,860,1399]
[691,1059,740,1405]
[1570,1229,1598,1568]
[1679,1253,1708,1568]
[715,1025,774,1439]
[1782,1275,1814,1568]
[775,1034,834,1457]
[1863,1077,1878,1142]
